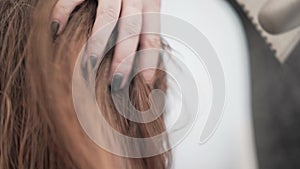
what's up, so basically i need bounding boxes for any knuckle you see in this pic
[113,56,125,66]
[127,0,142,10]
[112,61,131,74]
[100,6,119,21]
[56,3,70,18]
[141,35,161,48]
[121,19,141,35]
[144,0,161,8]
[150,0,161,6]
[87,38,106,56]
[92,38,105,48]
[112,55,134,73]
[56,0,83,16]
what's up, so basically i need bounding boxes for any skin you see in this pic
[51,0,161,91]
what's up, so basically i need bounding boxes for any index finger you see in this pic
[84,0,121,72]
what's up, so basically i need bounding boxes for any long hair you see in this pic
[0,0,171,168]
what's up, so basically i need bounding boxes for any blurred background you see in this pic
[229,1,300,168]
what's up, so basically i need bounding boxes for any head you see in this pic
[0,0,171,168]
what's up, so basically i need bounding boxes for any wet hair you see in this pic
[0,0,171,168]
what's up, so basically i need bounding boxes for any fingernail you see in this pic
[89,55,98,69]
[81,56,98,81]
[51,21,60,37]
[111,74,123,92]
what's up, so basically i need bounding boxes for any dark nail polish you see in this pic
[89,55,98,69]
[51,21,60,37]
[81,60,89,81]
[111,74,123,92]
[81,56,98,81]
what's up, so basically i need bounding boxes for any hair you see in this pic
[0,0,171,169]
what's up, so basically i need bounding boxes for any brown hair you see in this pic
[0,0,171,168]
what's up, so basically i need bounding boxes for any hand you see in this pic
[51,0,161,92]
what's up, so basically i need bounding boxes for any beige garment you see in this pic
[237,0,300,62]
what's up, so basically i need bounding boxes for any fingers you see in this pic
[51,0,85,35]
[110,0,143,92]
[139,0,161,86]
[52,0,161,91]
[138,35,161,85]
[85,0,121,71]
